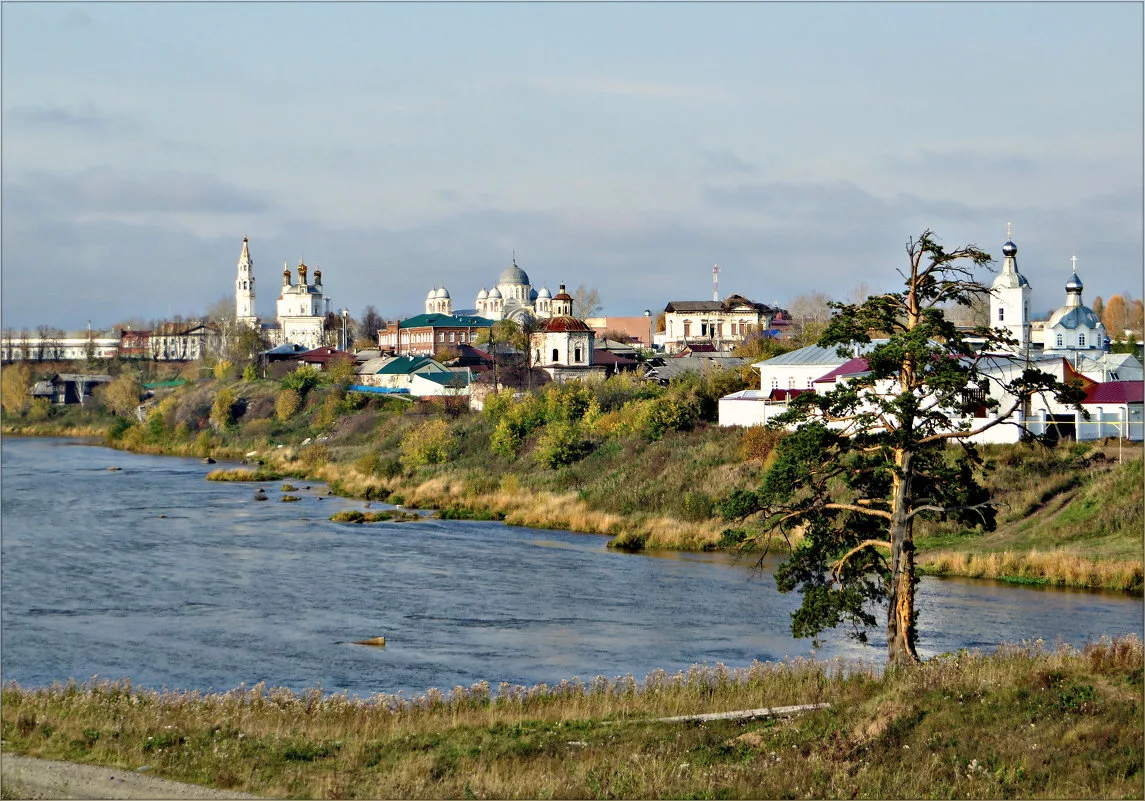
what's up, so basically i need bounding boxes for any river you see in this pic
[1,437,1140,696]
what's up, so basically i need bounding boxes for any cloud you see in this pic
[513,75,728,102]
[5,104,130,133]
[702,150,757,175]
[5,168,270,217]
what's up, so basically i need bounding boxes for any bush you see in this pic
[739,425,784,461]
[299,444,332,471]
[280,365,324,398]
[107,416,134,441]
[210,388,239,430]
[276,389,302,422]
[242,364,258,382]
[400,419,457,469]
[213,359,235,381]
[635,396,697,441]
[534,420,590,469]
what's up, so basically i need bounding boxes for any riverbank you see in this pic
[3,371,1142,593]
[2,636,1140,799]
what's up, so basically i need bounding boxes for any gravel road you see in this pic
[1,755,262,799]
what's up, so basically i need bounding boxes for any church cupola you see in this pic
[297,260,308,285]
[1064,258,1084,308]
[552,283,574,317]
[314,267,322,287]
[283,262,292,286]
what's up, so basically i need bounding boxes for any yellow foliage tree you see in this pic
[1,363,32,415]
[1102,294,1127,335]
[98,373,143,417]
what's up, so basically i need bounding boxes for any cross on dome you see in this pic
[1071,255,1077,271]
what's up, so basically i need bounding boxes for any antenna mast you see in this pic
[712,263,720,302]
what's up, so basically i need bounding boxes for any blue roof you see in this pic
[398,313,492,329]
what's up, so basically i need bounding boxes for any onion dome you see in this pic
[477,288,489,300]
[498,258,530,286]
[1065,271,1083,292]
[537,286,551,299]
[1002,239,1017,258]
[488,287,502,299]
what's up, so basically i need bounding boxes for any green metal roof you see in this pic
[397,313,492,329]
[142,379,187,389]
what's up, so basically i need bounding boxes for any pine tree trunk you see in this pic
[886,449,920,665]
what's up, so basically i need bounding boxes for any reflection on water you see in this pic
[2,437,1141,696]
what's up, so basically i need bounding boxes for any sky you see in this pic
[2,2,1142,331]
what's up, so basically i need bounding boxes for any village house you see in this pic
[660,294,784,354]
[378,313,493,358]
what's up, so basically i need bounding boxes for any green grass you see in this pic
[2,637,1141,798]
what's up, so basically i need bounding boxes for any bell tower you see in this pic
[990,223,1031,356]
[236,237,258,326]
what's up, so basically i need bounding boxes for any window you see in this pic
[806,377,814,388]
[449,332,455,342]
[552,348,559,362]
[439,333,445,342]
[717,322,723,337]
[770,377,779,390]
[788,376,795,389]
[998,307,1005,322]
[1078,334,1086,347]
[700,322,709,337]
[682,321,690,337]
[575,346,582,362]
[1056,333,1063,347]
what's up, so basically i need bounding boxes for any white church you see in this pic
[988,225,1108,361]
[234,237,332,350]
[424,256,557,322]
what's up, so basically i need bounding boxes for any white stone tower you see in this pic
[990,223,1031,355]
[236,237,258,326]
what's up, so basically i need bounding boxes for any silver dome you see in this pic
[1001,239,1017,258]
[498,260,530,286]
[537,286,551,299]
[477,288,489,300]
[1065,271,1083,292]
[488,287,502,299]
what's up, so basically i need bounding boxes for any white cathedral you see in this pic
[425,256,556,322]
[235,237,331,350]
[989,225,1107,359]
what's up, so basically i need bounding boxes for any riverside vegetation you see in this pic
[1,359,1141,592]
[2,637,1141,798]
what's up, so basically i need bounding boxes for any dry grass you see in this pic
[919,549,1143,592]
[205,468,282,482]
[2,637,1140,799]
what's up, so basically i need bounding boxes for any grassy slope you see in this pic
[1,638,1140,799]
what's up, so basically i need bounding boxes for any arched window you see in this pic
[1078,333,1086,347]
[1056,333,1063,348]
[552,348,559,362]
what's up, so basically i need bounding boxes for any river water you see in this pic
[1,437,1141,696]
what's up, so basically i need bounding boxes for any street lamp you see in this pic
[340,307,349,352]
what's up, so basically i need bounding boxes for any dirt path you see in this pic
[1,755,262,799]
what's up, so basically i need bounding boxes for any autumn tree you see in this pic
[721,230,1082,665]
[99,373,144,418]
[785,291,833,346]
[359,305,386,343]
[1092,296,1105,321]
[572,285,602,319]
[1,363,33,415]
[1102,294,1128,337]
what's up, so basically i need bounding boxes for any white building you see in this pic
[233,238,331,349]
[472,258,554,322]
[529,285,605,382]
[989,224,1032,356]
[1042,257,1107,358]
[662,295,782,354]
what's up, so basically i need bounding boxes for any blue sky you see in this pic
[2,2,1141,330]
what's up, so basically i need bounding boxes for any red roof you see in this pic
[769,388,808,401]
[812,357,869,384]
[1083,381,1144,405]
[542,316,592,333]
[299,347,353,364]
[592,349,637,366]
